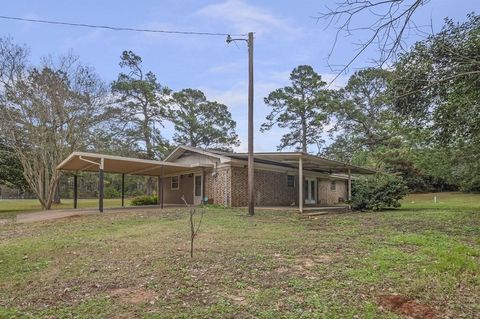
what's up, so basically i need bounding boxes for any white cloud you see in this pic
[201,82,247,110]
[197,0,301,36]
[201,69,290,112]
[234,129,286,152]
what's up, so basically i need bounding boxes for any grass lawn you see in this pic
[0,198,130,218]
[0,193,479,318]
[401,192,480,211]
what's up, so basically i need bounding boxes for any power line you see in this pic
[0,15,247,37]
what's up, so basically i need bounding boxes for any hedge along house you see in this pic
[57,145,375,213]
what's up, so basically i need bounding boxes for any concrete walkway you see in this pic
[14,205,182,224]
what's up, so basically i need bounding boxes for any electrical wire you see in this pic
[0,15,247,37]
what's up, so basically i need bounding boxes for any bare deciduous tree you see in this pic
[317,0,428,83]
[0,38,107,209]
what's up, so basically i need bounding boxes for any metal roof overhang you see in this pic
[232,152,376,175]
[56,152,207,176]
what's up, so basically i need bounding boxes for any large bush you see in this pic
[130,195,158,206]
[351,174,408,211]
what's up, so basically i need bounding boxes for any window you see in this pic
[287,175,295,187]
[194,175,202,196]
[171,176,179,190]
[330,180,336,191]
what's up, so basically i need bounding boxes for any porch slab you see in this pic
[256,205,350,213]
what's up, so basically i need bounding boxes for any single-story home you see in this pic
[57,145,375,212]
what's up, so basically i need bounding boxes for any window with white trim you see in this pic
[330,180,336,191]
[287,175,295,187]
[171,176,179,190]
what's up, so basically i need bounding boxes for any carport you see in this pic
[262,152,375,212]
[56,152,209,212]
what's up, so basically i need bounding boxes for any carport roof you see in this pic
[56,152,207,176]
[219,151,376,175]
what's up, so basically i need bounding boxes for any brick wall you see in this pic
[204,168,214,203]
[160,165,349,207]
[230,166,298,207]
[204,167,231,206]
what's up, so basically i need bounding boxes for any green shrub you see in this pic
[130,195,158,206]
[351,174,408,211]
[126,189,146,197]
[104,187,121,199]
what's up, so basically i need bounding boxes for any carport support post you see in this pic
[347,168,352,210]
[121,173,125,207]
[157,176,162,205]
[202,168,206,204]
[299,156,303,213]
[99,158,104,213]
[73,174,78,209]
[159,166,164,209]
[347,168,352,201]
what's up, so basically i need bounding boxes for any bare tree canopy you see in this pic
[317,0,429,82]
[0,38,107,209]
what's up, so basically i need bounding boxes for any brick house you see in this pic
[58,145,375,212]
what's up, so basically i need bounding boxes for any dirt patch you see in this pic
[378,295,437,319]
[224,294,247,305]
[271,253,339,274]
[109,287,157,305]
[275,266,290,274]
[297,255,337,267]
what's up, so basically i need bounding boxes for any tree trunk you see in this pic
[301,118,307,153]
[53,179,61,204]
[146,177,154,196]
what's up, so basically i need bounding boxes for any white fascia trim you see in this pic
[164,145,231,163]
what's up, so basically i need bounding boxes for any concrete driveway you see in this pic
[11,205,183,224]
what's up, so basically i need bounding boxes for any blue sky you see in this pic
[1,0,478,152]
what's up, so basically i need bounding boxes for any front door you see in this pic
[304,178,316,204]
[193,174,203,205]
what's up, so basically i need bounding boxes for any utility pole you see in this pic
[227,31,255,216]
[247,32,254,216]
